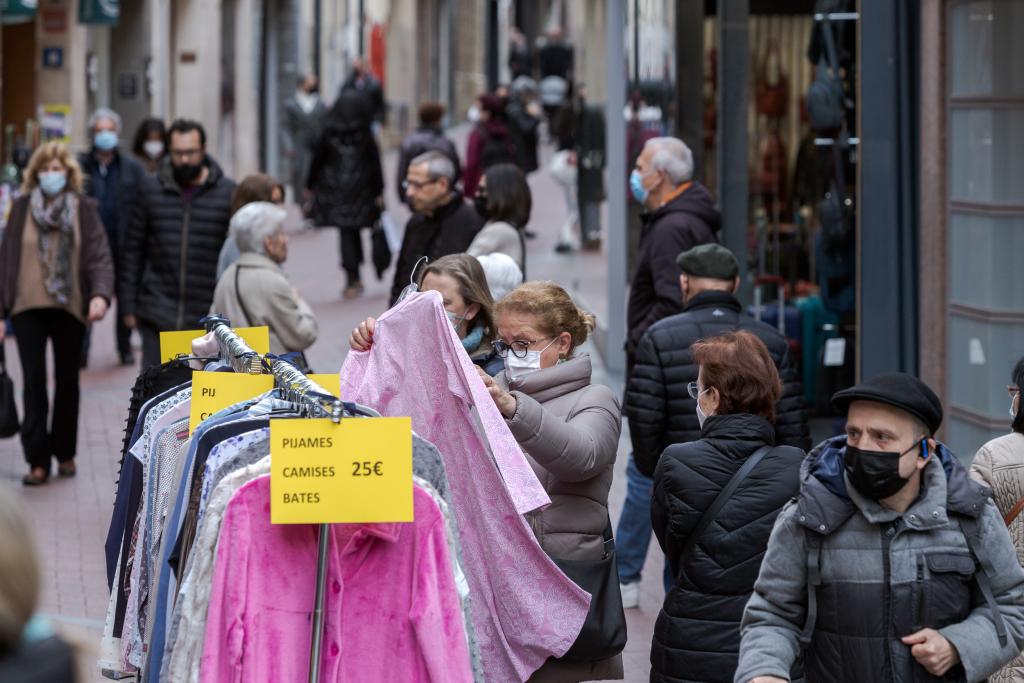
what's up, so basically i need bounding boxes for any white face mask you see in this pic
[504,338,557,381]
[143,140,164,159]
[1012,394,1019,419]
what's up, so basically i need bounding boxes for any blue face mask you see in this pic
[38,171,67,197]
[630,169,648,204]
[94,130,119,151]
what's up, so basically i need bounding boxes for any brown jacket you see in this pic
[0,194,114,319]
[501,354,625,682]
[970,432,1024,683]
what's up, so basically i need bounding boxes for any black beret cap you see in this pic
[832,372,943,434]
[675,243,739,280]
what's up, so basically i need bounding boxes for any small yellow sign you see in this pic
[159,326,270,363]
[270,417,413,524]
[189,372,275,432]
[306,374,341,397]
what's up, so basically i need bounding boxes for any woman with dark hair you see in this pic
[467,162,530,275]
[970,358,1024,682]
[131,117,167,174]
[650,331,804,683]
[349,253,504,375]
[306,90,384,299]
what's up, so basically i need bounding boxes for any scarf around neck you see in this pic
[29,187,76,305]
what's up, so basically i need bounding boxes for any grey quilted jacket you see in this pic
[735,437,1024,683]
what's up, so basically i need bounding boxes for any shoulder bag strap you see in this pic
[1004,496,1024,527]
[958,514,1009,646]
[233,265,259,328]
[679,445,774,562]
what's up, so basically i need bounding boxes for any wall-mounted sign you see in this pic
[79,0,118,25]
[40,5,66,32]
[1,0,38,23]
[118,73,138,99]
[42,47,63,69]
[39,104,71,143]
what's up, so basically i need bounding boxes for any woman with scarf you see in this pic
[0,142,114,486]
[348,253,503,375]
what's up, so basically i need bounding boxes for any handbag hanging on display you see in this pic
[550,520,627,662]
[0,345,20,438]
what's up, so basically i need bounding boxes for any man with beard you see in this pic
[119,119,236,368]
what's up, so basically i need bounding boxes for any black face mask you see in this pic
[474,194,490,221]
[844,439,926,500]
[172,161,203,187]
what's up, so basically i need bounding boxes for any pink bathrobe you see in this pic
[199,477,472,682]
[340,291,591,681]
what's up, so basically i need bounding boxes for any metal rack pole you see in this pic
[202,315,342,683]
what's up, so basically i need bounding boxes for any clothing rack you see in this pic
[201,314,342,683]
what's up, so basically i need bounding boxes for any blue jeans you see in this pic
[615,454,674,593]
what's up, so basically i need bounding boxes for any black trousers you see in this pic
[82,296,132,359]
[339,228,364,286]
[138,320,163,370]
[10,308,86,470]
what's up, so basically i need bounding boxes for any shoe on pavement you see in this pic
[555,242,574,254]
[343,282,365,300]
[119,351,135,366]
[620,581,640,609]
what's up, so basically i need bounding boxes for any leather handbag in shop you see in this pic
[0,345,20,438]
[551,522,627,663]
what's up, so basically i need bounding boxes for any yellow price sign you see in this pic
[189,372,275,432]
[270,417,413,524]
[306,374,341,397]
[159,326,270,363]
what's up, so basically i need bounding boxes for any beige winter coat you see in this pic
[211,252,318,354]
[971,432,1024,683]
[500,354,624,682]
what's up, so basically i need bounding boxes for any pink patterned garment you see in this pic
[340,291,591,681]
[200,478,473,683]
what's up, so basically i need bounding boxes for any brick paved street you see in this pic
[0,135,665,681]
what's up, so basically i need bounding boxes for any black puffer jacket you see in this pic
[626,290,810,476]
[388,193,483,305]
[626,183,720,373]
[119,156,235,331]
[651,414,803,683]
[307,91,384,230]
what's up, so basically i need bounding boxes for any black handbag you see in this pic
[0,345,20,438]
[551,521,627,662]
[371,221,392,281]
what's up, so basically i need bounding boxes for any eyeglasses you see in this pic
[687,381,704,400]
[402,177,442,191]
[1009,385,1021,399]
[492,337,553,359]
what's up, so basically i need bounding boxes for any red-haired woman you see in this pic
[650,331,804,683]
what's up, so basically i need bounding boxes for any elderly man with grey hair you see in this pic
[389,150,483,305]
[78,107,147,366]
[212,202,318,355]
[614,135,722,609]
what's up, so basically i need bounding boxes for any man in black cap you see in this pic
[616,243,810,607]
[736,373,1024,683]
